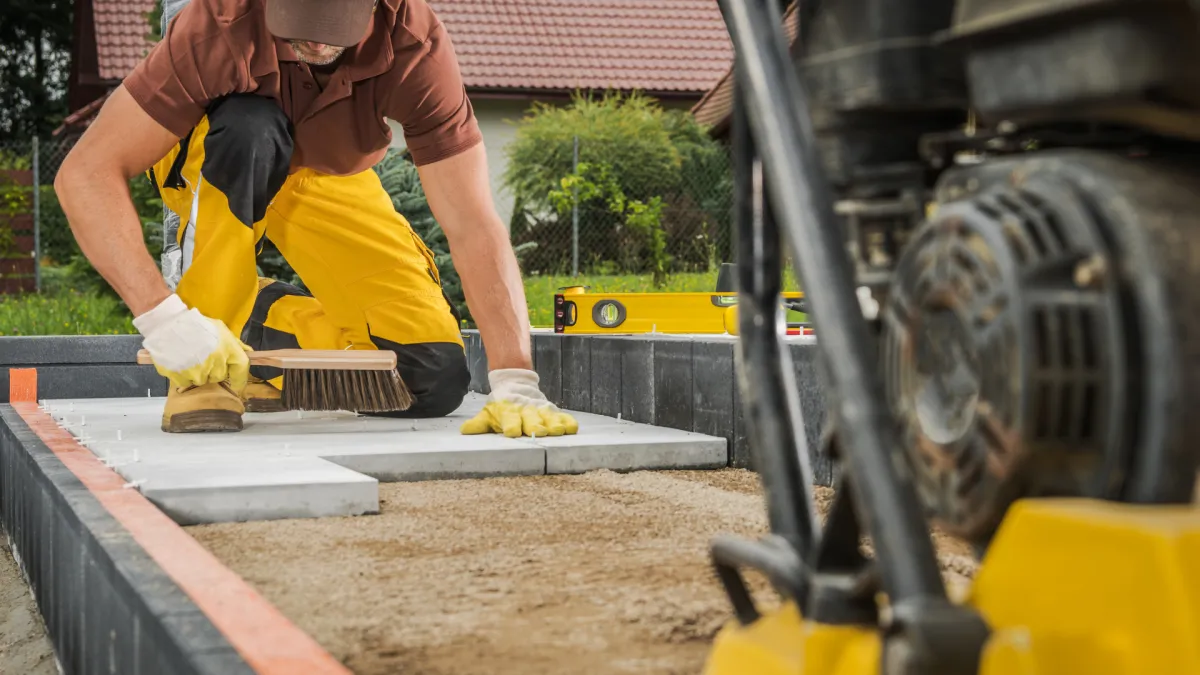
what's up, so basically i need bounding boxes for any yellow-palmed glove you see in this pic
[461,368,579,438]
[132,294,252,394]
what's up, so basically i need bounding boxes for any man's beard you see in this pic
[288,40,346,66]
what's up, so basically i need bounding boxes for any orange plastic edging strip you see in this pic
[9,368,37,403]
[11,402,350,675]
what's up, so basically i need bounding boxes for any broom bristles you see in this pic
[280,368,414,413]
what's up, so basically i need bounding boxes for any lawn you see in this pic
[0,289,135,337]
[0,270,802,336]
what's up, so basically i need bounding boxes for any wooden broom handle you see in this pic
[135,348,397,370]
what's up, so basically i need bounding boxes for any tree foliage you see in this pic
[504,92,686,214]
[0,0,74,141]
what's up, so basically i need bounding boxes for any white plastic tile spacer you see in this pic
[122,479,147,490]
[116,429,122,441]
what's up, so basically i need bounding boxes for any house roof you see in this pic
[88,0,732,94]
[64,0,732,135]
[95,0,158,81]
[690,2,798,136]
[434,0,733,94]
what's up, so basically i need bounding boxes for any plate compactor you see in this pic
[702,1,1200,673]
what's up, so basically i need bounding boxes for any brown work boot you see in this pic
[162,382,245,433]
[243,376,284,413]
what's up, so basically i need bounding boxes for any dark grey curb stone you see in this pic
[0,333,832,483]
[0,335,144,365]
[0,405,254,675]
[463,330,832,485]
[1,336,167,403]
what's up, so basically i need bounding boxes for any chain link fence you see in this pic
[0,135,77,295]
[508,135,734,279]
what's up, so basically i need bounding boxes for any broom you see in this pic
[136,348,414,413]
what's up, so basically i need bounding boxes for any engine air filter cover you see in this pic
[882,171,1127,542]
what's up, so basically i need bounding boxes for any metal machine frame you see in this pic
[703,1,1200,673]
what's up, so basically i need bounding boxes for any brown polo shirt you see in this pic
[123,0,482,175]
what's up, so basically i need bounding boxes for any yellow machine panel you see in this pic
[702,499,1200,675]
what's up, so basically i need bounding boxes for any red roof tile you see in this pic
[433,0,733,93]
[91,0,732,93]
[94,0,158,81]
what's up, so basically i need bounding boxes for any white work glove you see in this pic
[460,368,579,438]
[133,294,251,392]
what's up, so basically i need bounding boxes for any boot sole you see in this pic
[162,410,244,433]
[245,398,286,414]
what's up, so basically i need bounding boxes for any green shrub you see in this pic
[549,162,671,286]
[43,174,164,298]
[0,161,32,260]
[502,91,731,275]
[36,185,76,265]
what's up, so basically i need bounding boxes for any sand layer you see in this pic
[0,531,58,675]
[189,469,977,675]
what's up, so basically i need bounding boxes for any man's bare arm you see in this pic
[55,85,181,316]
[418,143,533,371]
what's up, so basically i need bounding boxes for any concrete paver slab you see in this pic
[39,393,726,525]
[540,427,727,474]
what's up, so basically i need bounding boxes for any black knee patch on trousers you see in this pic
[242,280,308,381]
[203,94,293,228]
[368,337,471,419]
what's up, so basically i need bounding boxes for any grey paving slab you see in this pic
[537,411,726,474]
[38,393,726,525]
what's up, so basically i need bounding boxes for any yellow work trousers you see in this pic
[148,96,469,417]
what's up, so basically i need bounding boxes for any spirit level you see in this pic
[553,286,811,335]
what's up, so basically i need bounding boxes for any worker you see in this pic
[53,0,578,439]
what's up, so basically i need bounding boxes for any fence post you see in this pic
[572,134,579,277]
[32,136,40,293]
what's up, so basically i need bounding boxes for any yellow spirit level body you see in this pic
[553,287,807,335]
